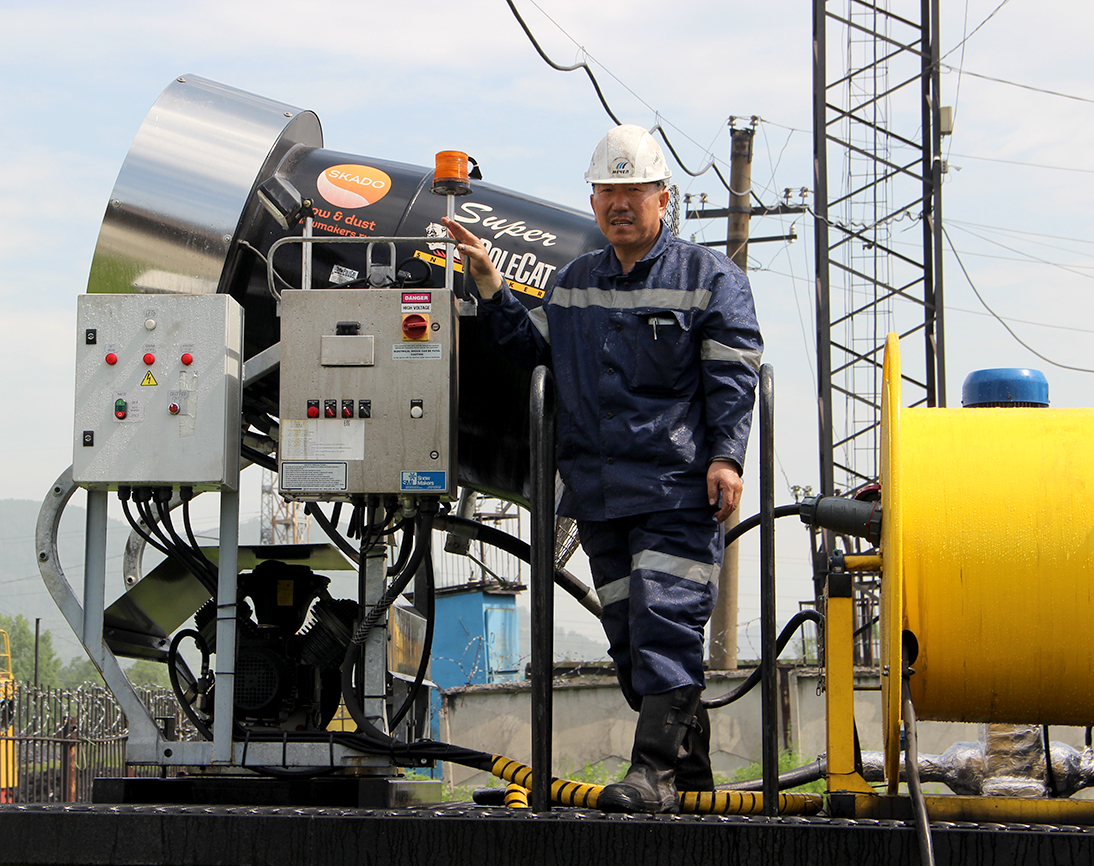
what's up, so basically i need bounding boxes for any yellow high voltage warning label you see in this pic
[141,372,158,386]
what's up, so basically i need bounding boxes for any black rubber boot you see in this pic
[598,686,702,814]
[675,703,714,792]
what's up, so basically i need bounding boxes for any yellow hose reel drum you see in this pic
[880,334,1094,785]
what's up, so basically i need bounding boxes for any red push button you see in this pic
[307,404,320,419]
[143,352,156,366]
[181,353,193,366]
[105,353,118,366]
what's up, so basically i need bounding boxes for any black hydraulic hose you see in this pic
[724,503,802,549]
[157,497,219,590]
[434,513,602,617]
[388,553,436,732]
[305,501,361,563]
[340,641,399,748]
[352,506,437,644]
[387,521,415,577]
[719,757,827,792]
[241,443,277,471]
[181,495,212,570]
[121,496,171,558]
[167,629,212,740]
[703,610,823,709]
[135,494,173,552]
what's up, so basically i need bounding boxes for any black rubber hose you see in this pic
[121,497,171,558]
[703,610,823,709]
[167,629,212,740]
[388,553,436,732]
[241,443,277,471]
[351,506,437,644]
[724,503,802,549]
[157,497,219,590]
[387,521,415,577]
[719,757,826,792]
[434,513,601,616]
[305,501,362,563]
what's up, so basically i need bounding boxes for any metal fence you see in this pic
[0,682,196,803]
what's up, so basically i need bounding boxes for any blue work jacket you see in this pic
[478,228,763,520]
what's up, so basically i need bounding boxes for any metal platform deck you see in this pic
[3,803,1094,865]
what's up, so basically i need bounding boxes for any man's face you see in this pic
[590,182,669,261]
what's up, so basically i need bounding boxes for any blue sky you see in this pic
[2,0,1093,654]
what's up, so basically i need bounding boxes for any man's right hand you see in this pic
[441,217,504,299]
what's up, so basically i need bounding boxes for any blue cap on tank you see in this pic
[961,368,1049,408]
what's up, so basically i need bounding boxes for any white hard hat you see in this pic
[585,124,672,184]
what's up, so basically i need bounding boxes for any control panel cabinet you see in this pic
[278,288,458,500]
[73,294,244,491]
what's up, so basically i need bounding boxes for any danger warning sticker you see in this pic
[402,292,431,313]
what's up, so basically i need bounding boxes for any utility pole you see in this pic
[709,120,755,671]
[687,121,804,669]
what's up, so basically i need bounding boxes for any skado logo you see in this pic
[610,159,632,176]
[316,164,392,209]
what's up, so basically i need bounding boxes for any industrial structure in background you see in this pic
[5,0,1094,859]
[812,0,946,668]
[259,469,310,545]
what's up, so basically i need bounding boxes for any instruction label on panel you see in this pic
[392,344,442,360]
[280,419,365,460]
[281,462,349,492]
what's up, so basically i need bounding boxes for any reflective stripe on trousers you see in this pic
[578,508,722,700]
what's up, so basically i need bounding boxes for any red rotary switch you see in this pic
[402,314,428,341]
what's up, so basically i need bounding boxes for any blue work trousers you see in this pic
[578,508,722,708]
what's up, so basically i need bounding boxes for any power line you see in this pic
[941,0,1013,62]
[947,219,1094,246]
[939,63,1094,106]
[946,222,1094,282]
[505,0,735,193]
[758,263,1094,336]
[942,225,1094,374]
[947,153,1094,174]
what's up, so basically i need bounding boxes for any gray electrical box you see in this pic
[72,294,244,491]
[278,288,458,500]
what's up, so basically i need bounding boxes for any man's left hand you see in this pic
[707,460,743,523]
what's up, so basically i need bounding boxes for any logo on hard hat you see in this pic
[610,159,632,177]
[316,164,392,209]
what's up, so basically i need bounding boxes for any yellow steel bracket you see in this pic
[824,585,873,795]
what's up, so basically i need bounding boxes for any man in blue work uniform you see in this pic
[443,125,762,813]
